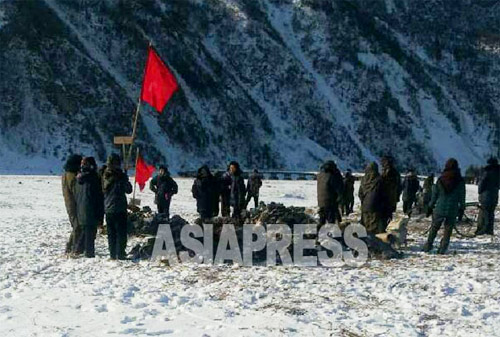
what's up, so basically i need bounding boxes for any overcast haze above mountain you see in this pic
[0,0,499,174]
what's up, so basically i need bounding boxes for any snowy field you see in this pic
[0,176,499,337]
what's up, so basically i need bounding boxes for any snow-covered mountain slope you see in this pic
[0,0,498,173]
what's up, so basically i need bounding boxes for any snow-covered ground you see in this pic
[0,176,499,337]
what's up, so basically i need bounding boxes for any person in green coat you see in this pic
[424,158,466,254]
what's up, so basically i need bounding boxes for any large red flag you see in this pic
[140,46,178,113]
[135,154,155,191]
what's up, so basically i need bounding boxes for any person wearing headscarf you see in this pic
[62,154,82,254]
[476,157,500,235]
[424,158,466,254]
[342,169,355,216]
[358,162,384,234]
[317,160,344,225]
[380,155,402,230]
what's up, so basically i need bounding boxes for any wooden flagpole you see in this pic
[132,147,140,204]
[125,41,152,170]
[126,98,142,170]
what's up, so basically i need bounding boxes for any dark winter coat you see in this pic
[381,163,402,215]
[359,162,383,213]
[230,170,246,208]
[402,174,420,202]
[75,170,104,227]
[102,168,132,214]
[343,173,355,203]
[219,172,232,199]
[247,172,263,196]
[430,167,466,219]
[317,161,344,208]
[192,168,218,218]
[150,174,178,207]
[478,163,500,208]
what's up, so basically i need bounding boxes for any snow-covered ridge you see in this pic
[0,0,497,174]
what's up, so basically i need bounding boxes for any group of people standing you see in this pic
[191,161,263,221]
[319,155,498,255]
[62,150,498,259]
[62,154,132,259]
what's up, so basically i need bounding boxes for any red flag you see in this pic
[140,46,178,113]
[135,154,155,191]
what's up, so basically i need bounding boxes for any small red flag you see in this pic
[140,46,178,113]
[135,154,155,192]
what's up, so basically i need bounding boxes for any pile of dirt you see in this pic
[246,202,317,225]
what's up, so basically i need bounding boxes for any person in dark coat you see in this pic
[317,160,344,225]
[229,161,246,219]
[74,157,104,258]
[246,169,263,209]
[219,166,232,217]
[102,154,132,260]
[402,168,420,215]
[62,154,82,254]
[358,162,384,234]
[424,158,466,254]
[422,174,434,215]
[476,157,500,236]
[342,169,355,216]
[380,156,402,230]
[192,165,218,220]
[149,165,178,218]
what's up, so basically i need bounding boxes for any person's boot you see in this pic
[486,209,495,235]
[424,221,440,253]
[438,225,453,254]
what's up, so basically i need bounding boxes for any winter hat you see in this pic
[106,153,121,166]
[444,158,459,172]
[64,154,83,173]
[82,157,97,171]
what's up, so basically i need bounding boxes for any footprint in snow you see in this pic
[94,304,108,313]
[121,316,137,324]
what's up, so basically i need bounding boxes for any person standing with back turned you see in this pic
[62,154,82,255]
[102,154,132,260]
[476,157,500,236]
[424,158,465,254]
